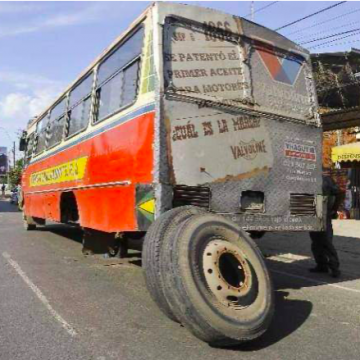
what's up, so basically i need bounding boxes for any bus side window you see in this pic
[94,26,144,123]
[67,72,94,138]
[34,114,49,155]
[25,133,35,165]
[47,97,67,148]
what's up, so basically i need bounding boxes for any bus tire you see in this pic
[142,206,205,322]
[161,213,274,346]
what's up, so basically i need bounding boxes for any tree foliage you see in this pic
[8,158,24,188]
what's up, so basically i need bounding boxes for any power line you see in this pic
[308,30,360,49]
[285,6,360,37]
[0,127,13,142]
[311,38,360,51]
[275,1,347,31]
[293,21,358,42]
[244,1,279,18]
[300,27,360,45]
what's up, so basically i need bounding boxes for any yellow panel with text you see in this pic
[30,157,88,187]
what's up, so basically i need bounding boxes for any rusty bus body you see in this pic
[158,7,323,233]
[21,3,324,345]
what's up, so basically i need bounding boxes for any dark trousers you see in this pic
[309,219,340,271]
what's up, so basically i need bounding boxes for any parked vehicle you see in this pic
[19,3,324,346]
[10,188,18,206]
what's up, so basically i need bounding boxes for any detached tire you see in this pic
[161,213,274,346]
[142,206,205,322]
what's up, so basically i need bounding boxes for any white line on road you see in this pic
[267,253,311,263]
[2,252,77,337]
[271,269,360,294]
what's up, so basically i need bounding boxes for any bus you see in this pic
[20,2,324,346]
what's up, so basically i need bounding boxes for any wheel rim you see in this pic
[202,239,252,309]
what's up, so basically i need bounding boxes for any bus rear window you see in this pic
[164,18,247,103]
[250,41,313,122]
[164,17,315,123]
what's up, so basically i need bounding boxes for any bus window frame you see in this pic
[29,23,146,158]
[92,25,144,126]
[25,131,35,165]
[46,96,68,151]
[162,15,315,125]
[65,71,95,141]
[162,15,246,99]
[93,57,142,125]
[34,112,50,157]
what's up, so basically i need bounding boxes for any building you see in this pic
[311,48,360,219]
[0,146,8,177]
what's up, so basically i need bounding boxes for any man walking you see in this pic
[309,175,341,278]
[1,183,5,198]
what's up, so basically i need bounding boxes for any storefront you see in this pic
[332,139,360,219]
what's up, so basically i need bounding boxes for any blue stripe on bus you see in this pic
[30,103,156,165]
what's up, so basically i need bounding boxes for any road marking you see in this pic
[267,253,311,263]
[2,252,77,337]
[271,269,360,294]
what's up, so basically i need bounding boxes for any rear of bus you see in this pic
[155,3,324,232]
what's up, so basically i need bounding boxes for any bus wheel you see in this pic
[142,206,205,322]
[161,214,274,346]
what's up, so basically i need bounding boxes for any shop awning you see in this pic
[332,142,360,163]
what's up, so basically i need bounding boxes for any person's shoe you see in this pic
[309,265,328,273]
[330,268,341,278]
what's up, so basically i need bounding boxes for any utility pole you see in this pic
[13,141,16,168]
[250,1,255,21]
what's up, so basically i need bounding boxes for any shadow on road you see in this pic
[29,222,360,351]
[259,232,360,289]
[228,290,312,351]
[40,223,83,244]
[39,223,143,265]
[0,199,20,213]
[266,256,360,290]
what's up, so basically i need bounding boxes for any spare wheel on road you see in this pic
[161,213,274,346]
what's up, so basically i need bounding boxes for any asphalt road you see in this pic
[0,199,359,360]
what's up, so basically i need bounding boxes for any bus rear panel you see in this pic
[155,3,323,232]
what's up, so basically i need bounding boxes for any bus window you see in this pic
[67,73,93,137]
[122,61,140,105]
[164,18,245,103]
[25,132,35,164]
[94,27,144,123]
[34,114,49,155]
[47,98,66,148]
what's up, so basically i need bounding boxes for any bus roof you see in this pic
[155,2,309,56]
[28,2,309,129]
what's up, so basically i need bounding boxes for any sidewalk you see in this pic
[333,220,360,238]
